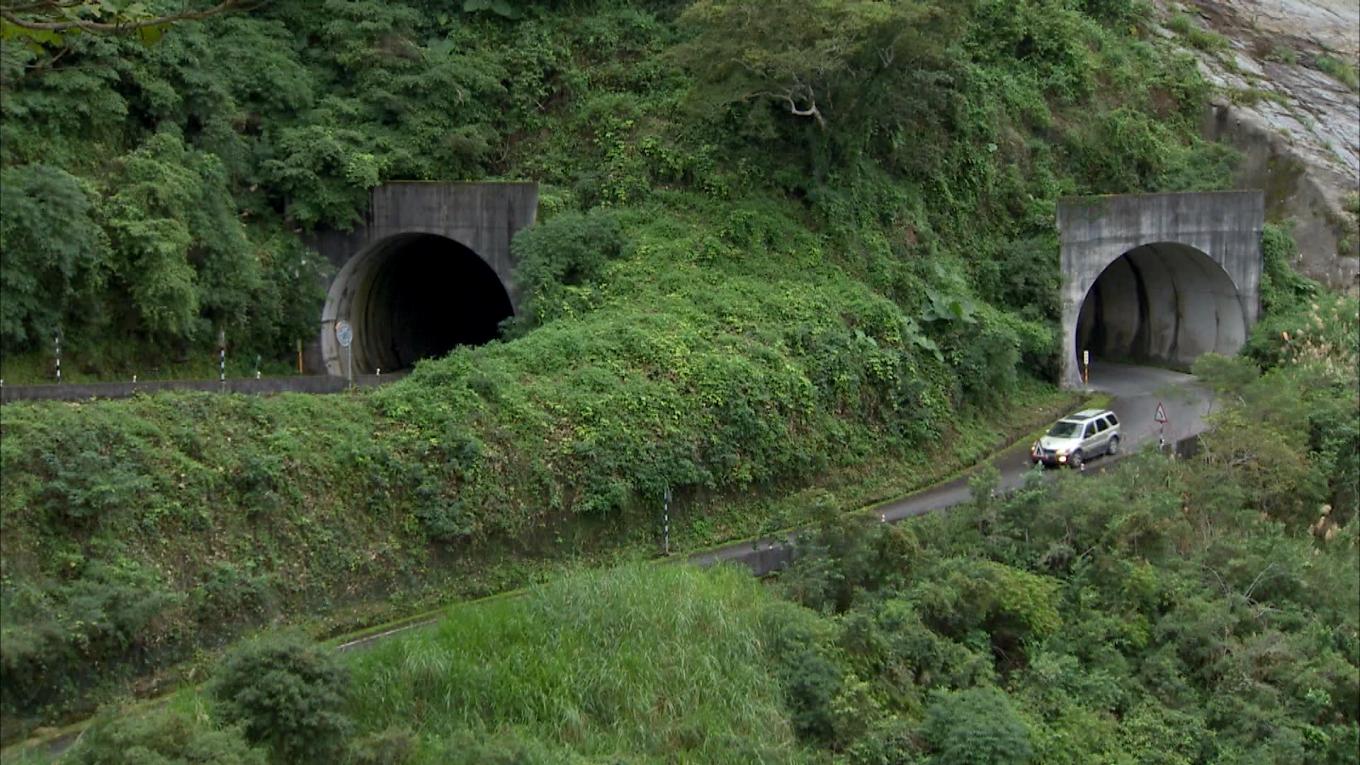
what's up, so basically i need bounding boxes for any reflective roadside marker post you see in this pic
[219,329,227,385]
[54,333,61,384]
[1082,350,1090,386]
[255,355,262,380]
[663,486,672,556]
[335,320,354,389]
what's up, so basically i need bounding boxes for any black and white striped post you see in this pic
[54,333,61,384]
[255,354,262,380]
[662,486,672,556]
[218,330,226,385]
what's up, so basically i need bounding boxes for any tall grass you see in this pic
[1166,12,1228,52]
[346,564,802,763]
[1316,54,1360,91]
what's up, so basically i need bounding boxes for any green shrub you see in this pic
[763,602,851,745]
[1257,223,1318,314]
[345,726,417,765]
[508,209,628,329]
[1166,13,1227,52]
[211,634,353,764]
[1077,0,1147,26]
[922,687,1034,765]
[844,715,921,765]
[66,710,263,765]
[0,561,182,722]
[1266,44,1299,65]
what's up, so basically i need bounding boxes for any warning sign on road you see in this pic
[1154,401,1168,424]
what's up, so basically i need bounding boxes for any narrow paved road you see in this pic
[690,361,1213,566]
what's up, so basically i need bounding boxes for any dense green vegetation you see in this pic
[1,0,1229,375]
[2,0,1339,752]
[21,323,1355,762]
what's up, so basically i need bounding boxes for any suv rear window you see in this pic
[1106,413,1118,426]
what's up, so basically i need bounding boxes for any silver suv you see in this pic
[1030,409,1120,469]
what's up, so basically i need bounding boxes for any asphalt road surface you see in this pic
[691,361,1213,566]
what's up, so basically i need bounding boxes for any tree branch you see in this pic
[781,77,826,130]
[0,0,247,32]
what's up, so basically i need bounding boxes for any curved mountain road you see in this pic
[690,361,1213,567]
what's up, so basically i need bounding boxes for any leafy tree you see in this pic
[675,0,961,166]
[922,687,1034,765]
[0,164,109,349]
[211,634,353,764]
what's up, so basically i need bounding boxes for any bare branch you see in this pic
[1241,562,1278,601]
[784,94,825,129]
[781,76,826,130]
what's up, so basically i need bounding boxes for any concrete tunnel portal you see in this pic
[323,233,513,374]
[311,182,538,377]
[1075,242,1248,370]
[1058,192,1263,388]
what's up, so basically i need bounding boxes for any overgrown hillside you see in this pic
[21,323,1359,764]
[1,0,1248,738]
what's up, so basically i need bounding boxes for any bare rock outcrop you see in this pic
[1166,0,1359,291]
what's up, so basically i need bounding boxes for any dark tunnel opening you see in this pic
[324,233,513,374]
[1074,242,1246,372]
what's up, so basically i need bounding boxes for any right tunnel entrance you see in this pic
[1075,242,1248,371]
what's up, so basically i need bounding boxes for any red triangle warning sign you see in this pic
[1154,401,1168,423]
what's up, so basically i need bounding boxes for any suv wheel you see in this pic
[1107,436,1120,456]
[1069,450,1084,469]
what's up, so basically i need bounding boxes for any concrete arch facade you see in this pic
[1058,191,1263,388]
[309,182,538,375]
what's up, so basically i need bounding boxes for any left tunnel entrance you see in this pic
[322,233,513,375]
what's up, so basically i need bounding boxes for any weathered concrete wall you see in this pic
[1059,191,1264,388]
[310,182,538,375]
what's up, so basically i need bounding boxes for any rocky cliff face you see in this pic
[1171,0,1359,291]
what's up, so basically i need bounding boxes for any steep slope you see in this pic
[0,0,1244,738]
[1169,0,1360,290]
